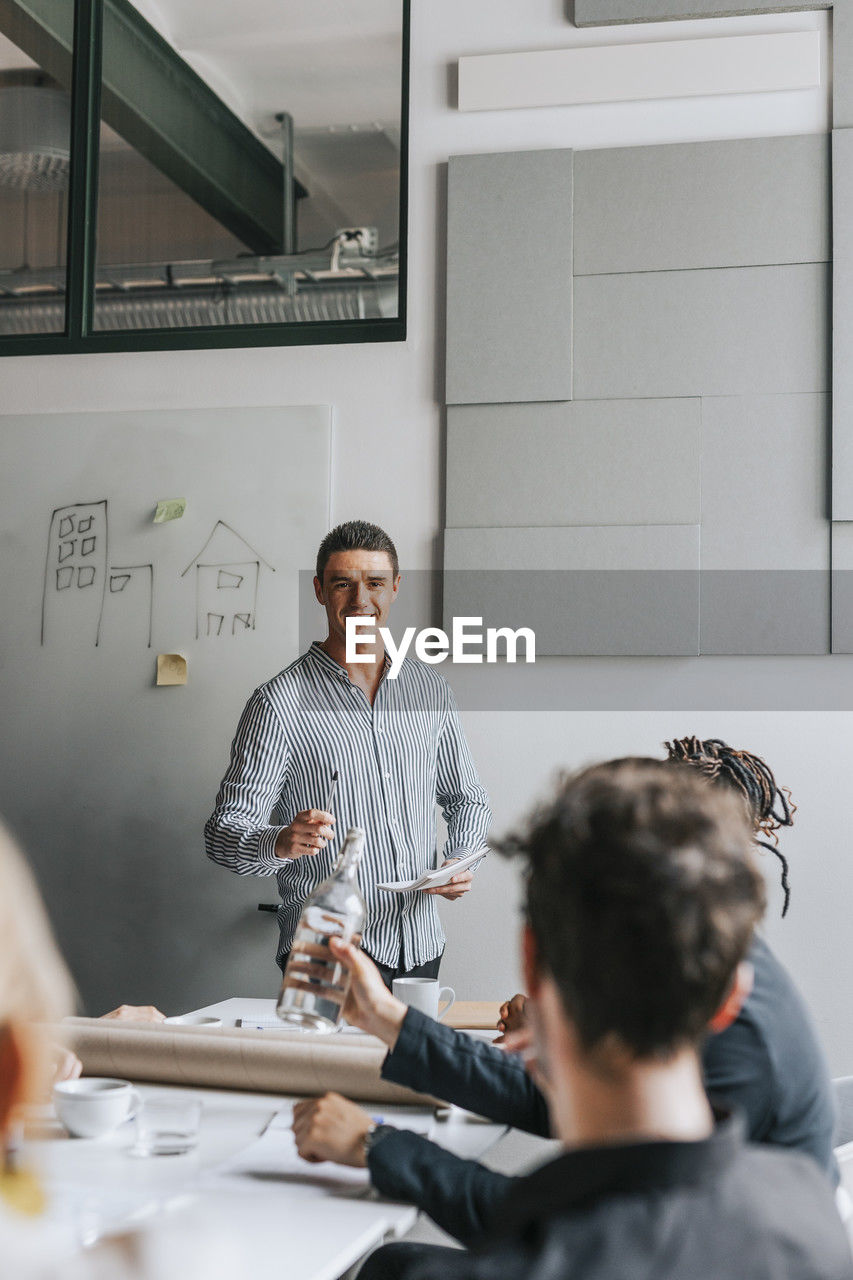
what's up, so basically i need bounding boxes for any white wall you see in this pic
[3,3,850,1064]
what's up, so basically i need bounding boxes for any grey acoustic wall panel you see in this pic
[445,524,699,571]
[446,150,573,405]
[700,572,829,654]
[701,395,829,570]
[574,136,829,275]
[573,263,829,400]
[444,525,699,655]
[831,524,853,652]
[833,131,853,518]
[446,398,700,528]
[573,1,829,23]
[699,394,830,655]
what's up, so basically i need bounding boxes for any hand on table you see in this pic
[275,810,335,860]
[101,1004,166,1022]
[422,860,474,900]
[495,993,528,1041]
[292,1092,373,1168]
[327,936,406,1048]
[50,1006,164,1085]
[51,1044,82,1082]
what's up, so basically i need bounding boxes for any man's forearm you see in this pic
[206,688,291,875]
[437,692,492,859]
[368,1129,515,1245]
[204,812,284,875]
[382,1009,550,1136]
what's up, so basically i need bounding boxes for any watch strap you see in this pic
[363,1122,395,1162]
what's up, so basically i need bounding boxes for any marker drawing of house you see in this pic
[182,521,275,639]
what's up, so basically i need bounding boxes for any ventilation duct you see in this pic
[0,285,387,333]
[0,72,71,192]
[0,236,398,333]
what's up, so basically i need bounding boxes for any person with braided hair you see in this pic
[662,736,835,1180]
[664,736,794,916]
[498,739,833,1163]
[494,737,835,1174]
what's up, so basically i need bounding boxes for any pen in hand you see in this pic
[325,770,339,815]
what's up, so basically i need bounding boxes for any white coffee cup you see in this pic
[53,1077,141,1139]
[392,977,455,1022]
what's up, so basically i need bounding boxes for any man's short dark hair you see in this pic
[499,758,765,1058]
[315,520,399,583]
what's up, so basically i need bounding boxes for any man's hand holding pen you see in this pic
[275,809,335,860]
[276,769,339,861]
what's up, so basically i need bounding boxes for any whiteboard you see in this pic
[0,406,331,1013]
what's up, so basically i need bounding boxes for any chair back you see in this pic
[834,1076,853,1150]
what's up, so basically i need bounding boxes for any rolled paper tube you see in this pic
[443,1001,503,1031]
[55,1018,442,1106]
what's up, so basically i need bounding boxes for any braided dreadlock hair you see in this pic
[664,736,796,918]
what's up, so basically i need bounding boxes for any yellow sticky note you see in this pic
[153,498,186,523]
[156,653,187,686]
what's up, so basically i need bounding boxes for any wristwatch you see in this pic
[362,1122,395,1163]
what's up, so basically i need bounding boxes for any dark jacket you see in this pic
[703,936,835,1169]
[369,1114,853,1280]
[369,938,837,1244]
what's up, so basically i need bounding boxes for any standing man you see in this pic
[204,520,490,985]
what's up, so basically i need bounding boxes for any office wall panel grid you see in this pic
[444,131,835,655]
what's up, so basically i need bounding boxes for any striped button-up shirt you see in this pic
[204,641,491,969]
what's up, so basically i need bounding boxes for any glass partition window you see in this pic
[0,23,73,335]
[0,0,407,353]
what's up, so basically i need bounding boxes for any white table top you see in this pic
[28,996,507,1280]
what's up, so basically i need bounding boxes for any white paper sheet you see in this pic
[208,1106,435,1193]
[377,849,487,894]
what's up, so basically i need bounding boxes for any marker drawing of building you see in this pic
[181,521,275,639]
[41,501,109,646]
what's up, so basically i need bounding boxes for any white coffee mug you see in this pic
[392,977,455,1022]
[53,1077,141,1139]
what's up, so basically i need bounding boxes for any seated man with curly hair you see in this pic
[294,760,850,1280]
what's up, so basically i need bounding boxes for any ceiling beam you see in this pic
[0,0,301,253]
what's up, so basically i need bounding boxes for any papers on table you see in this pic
[377,849,487,894]
[235,1018,367,1033]
[209,1107,435,1195]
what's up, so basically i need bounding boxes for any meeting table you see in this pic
[23,996,521,1280]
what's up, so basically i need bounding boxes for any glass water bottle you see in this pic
[275,826,366,1033]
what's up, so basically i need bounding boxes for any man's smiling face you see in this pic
[314,549,400,647]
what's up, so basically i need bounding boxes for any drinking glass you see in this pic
[130,1095,202,1157]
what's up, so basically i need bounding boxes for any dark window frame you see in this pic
[0,0,410,356]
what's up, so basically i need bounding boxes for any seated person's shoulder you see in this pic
[727,1144,852,1271]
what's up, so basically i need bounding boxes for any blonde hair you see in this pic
[0,821,75,1028]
